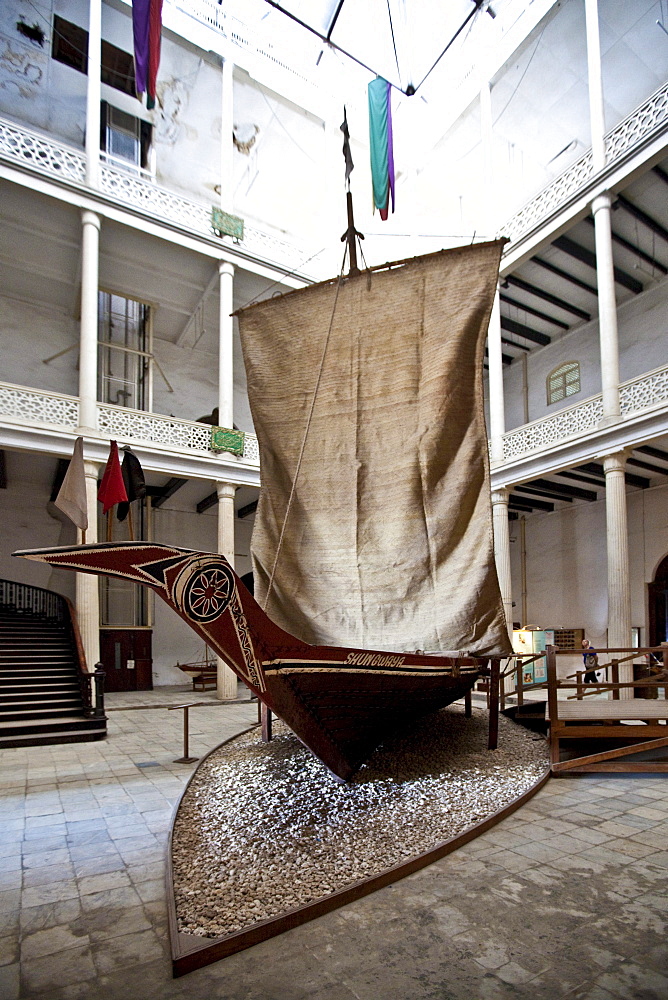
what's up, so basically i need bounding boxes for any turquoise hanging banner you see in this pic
[368,77,395,220]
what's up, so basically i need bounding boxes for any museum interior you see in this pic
[0,1,667,998]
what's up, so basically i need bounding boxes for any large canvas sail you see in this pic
[237,240,512,657]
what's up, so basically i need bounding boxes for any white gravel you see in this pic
[172,706,549,939]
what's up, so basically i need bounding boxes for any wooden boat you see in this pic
[15,240,513,781]
[15,541,488,781]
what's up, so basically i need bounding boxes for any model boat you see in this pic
[15,239,512,781]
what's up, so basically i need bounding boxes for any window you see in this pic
[100,102,152,171]
[98,292,151,410]
[547,361,580,405]
[52,16,136,96]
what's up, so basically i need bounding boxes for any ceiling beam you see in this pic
[616,194,668,244]
[577,461,650,489]
[196,491,217,514]
[584,217,668,276]
[485,348,513,366]
[552,235,643,294]
[653,165,668,186]
[500,294,569,330]
[515,485,573,503]
[510,493,554,512]
[238,499,258,519]
[627,457,668,475]
[556,470,605,488]
[502,336,531,352]
[531,256,598,296]
[636,444,668,462]
[523,477,598,502]
[500,316,551,347]
[503,275,591,321]
[151,477,188,508]
[509,501,537,512]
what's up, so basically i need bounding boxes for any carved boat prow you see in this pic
[14,542,488,781]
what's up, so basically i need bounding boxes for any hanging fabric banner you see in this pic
[54,437,88,532]
[132,0,163,109]
[368,77,395,220]
[98,441,128,514]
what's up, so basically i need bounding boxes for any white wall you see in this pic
[509,480,668,647]
[0,295,79,395]
[501,276,668,430]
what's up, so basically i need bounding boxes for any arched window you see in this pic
[547,361,580,405]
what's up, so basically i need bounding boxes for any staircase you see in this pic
[0,580,107,748]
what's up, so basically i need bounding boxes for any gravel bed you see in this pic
[172,706,549,938]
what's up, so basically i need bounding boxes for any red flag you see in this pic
[98,441,128,514]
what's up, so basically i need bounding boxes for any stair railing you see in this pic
[0,578,105,719]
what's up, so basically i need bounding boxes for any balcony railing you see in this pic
[0,115,313,276]
[0,381,260,466]
[502,363,668,461]
[502,82,668,246]
[2,367,666,469]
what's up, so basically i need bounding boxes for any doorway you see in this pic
[648,554,668,647]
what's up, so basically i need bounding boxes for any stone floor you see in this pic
[1,690,667,1000]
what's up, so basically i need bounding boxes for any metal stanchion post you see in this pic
[168,704,199,763]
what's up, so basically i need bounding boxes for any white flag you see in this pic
[54,437,88,531]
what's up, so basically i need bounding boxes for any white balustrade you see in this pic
[0,382,259,464]
[0,118,86,184]
[0,382,79,429]
[502,363,668,461]
[0,116,312,275]
[501,81,668,246]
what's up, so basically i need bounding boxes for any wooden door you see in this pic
[100,629,153,691]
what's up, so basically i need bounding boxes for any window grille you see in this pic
[547,361,580,405]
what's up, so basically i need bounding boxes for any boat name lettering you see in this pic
[345,653,406,667]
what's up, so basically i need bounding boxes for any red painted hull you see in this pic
[14,543,486,780]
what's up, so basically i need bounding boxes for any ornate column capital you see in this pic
[591,191,612,216]
[603,450,630,476]
[216,482,237,502]
[491,488,510,507]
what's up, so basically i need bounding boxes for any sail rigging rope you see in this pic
[262,244,351,611]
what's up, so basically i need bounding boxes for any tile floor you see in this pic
[0,690,667,1000]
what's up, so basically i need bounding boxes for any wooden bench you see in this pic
[546,644,668,774]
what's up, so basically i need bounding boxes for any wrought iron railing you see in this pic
[0,578,66,622]
[502,363,668,461]
[0,578,103,715]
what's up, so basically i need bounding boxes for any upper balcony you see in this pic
[0,114,319,283]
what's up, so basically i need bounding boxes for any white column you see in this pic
[603,452,632,693]
[491,488,513,638]
[220,57,234,211]
[584,0,606,173]
[479,80,494,233]
[218,261,235,429]
[216,482,238,700]
[592,193,621,423]
[585,0,621,424]
[76,459,100,675]
[85,0,102,188]
[488,289,506,464]
[78,210,101,432]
